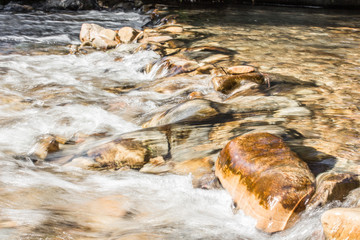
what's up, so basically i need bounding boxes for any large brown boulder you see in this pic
[321,208,360,239]
[215,132,315,233]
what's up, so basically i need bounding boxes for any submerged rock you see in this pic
[29,134,67,161]
[212,72,264,94]
[85,139,150,170]
[215,132,315,233]
[308,172,360,209]
[321,208,360,240]
[143,99,221,128]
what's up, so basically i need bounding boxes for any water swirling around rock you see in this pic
[0,5,360,239]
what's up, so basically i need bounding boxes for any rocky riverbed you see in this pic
[0,3,360,239]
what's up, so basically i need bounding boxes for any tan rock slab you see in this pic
[322,208,360,240]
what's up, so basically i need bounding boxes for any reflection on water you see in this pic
[0,5,360,239]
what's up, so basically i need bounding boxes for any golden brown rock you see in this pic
[308,172,360,209]
[188,91,203,99]
[215,132,315,233]
[321,208,360,240]
[86,139,149,170]
[117,26,139,44]
[164,56,199,75]
[212,72,264,94]
[30,134,61,160]
[158,25,183,34]
[227,65,256,74]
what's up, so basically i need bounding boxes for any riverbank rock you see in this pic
[215,132,315,233]
[321,208,360,239]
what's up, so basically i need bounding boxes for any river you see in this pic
[0,5,359,239]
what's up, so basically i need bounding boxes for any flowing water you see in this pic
[0,5,359,239]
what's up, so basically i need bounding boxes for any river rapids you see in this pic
[0,5,359,240]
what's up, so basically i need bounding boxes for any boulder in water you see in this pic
[321,208,360,240]
[215,132,315,233]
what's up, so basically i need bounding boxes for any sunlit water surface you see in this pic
[0,6,359,239]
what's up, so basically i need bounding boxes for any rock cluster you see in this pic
[19,6,360,238]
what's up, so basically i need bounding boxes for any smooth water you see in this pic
[0,6,359,239]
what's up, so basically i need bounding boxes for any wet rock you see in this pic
[195,64,215,74]
[308,172,360,209]
[140,156,174,174]
[4,2,33,12]
[79,23,103,43]
[188,91,203,99]
[117,26,139,44]
[158,25,183,34]
[215,132,315,233]
[140,35,173,44]
[85,139,150,170]
[143,99,221,128]
[200,54,229,64]
[163,56,199,75]
[91,36,118,49]
[163,39,186,49]
[275,106,311,117]
[225,95,300,112]
[29,134,63,161]
[79,23,118,49]
[227,65,256,74]
[212,72,264,94]
[171,157,214,188]
[321,208,360,240]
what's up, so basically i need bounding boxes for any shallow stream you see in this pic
[0,5,359,239]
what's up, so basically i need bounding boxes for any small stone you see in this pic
[29,134,61,160]
[117,26,139,44]
[188,91,203,99]
[159,25,183,33]
[322,208,360,240]
[227,65,256,74]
